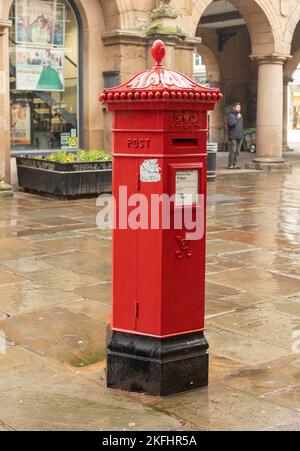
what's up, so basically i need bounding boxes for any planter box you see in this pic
[16,157,112,199]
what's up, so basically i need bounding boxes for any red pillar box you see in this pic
[100,40,223,396]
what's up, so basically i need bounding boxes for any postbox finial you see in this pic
[151,40,166,66]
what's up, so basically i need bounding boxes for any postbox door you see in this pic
[134,157,164,336]
[161,159,207,337]
[112,157,140,332]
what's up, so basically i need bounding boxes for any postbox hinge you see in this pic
[137,173,141,191]
[135,302,140,319]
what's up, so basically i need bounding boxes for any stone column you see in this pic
[283,77,292,152]
[252,56,286,167]
[209,81,224,147]
[102,31,148,151]
[0,20,11,183]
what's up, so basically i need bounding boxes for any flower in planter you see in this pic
[75,150,112,162]
[40,150,112,163]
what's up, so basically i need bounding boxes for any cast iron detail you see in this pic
[172,111,202,129]
[107,331,209,396]
[176,236,193,259]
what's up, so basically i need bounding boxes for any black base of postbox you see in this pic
[107,331,209,396]
[16,157,112,199]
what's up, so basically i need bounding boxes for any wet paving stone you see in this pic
[206,280,243,300]
[262,387,300,413]
[207,307,300,349]
[209,355,245,383]
[39,250,111,279]
[1,168,300,430]
[25,216,85,227]
[1,307,107,368]
[0,373,181,431]
[260,295,300,318]
[206,239,256,257]
[266,418,300,431]
[219,292,275,307]
[0,284,83,316]
[32,236,110,253]
[0,237,44,260]
[206,257,249,274]
[3,257,55,275]
[207,267,300,297]
[222,355,300,398]
[0,347,64,393]
[27,268,101,290]
[0,266,25,285]
[206,326,290,365]
[154,385,298,431]
[73,283,112,305]
[68,299,111,324]
[205,298,241,318]
[22,229,90,243]
[218,248,292,271]
[210,230,292,251]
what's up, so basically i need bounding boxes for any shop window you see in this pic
[9,0,80,154]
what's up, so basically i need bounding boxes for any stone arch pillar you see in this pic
[196,42,223,147]
[252,56,286,165]
[282,76,292,152]
[181,0,287,167]
[0,19,11,182]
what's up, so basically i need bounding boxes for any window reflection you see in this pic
[9,0,79,154]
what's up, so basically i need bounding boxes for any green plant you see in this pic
[41,150,112,164]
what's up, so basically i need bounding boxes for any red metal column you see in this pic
[100,40,223,396]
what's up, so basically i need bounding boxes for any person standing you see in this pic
[227,103,244,169]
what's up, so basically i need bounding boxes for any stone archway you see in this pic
[183,0,286,165]
[172,0,280,56]
[284,49,300,80]
[283,4,300,57]
[196,43,220,85]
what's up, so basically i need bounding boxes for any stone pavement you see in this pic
[0,166,300,431]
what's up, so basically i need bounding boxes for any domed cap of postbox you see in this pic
[99,40,223,103]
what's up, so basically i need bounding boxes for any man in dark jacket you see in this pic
[227,103,244,169]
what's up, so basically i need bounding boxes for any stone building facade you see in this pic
[1,0,300,182]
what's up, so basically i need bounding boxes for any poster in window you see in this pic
[16,46,65,92]
[15,0,65,47]
[11,99,31,146]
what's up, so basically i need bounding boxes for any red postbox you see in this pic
[100,40,222,396]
